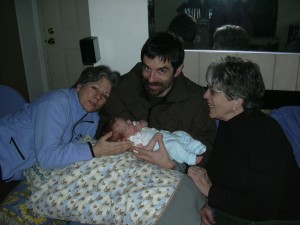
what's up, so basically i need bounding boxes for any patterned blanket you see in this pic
[24,152,184,225]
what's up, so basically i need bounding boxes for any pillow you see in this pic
[270,106,300,167]
[0,180,66,225]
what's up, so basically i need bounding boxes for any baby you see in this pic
[104,117,206,165]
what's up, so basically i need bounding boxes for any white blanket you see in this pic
[25,152,184,225]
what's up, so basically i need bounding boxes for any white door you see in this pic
[37,0,91,90]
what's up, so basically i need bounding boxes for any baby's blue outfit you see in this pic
[129,127,206,165]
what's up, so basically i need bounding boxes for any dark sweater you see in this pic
[207,110,300,221]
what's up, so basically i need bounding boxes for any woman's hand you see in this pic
[132,132,176,169]
[92,132,133,157]
[188,166,212,197]
[200,203,215,225]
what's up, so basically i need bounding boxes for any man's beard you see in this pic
[143,77,175,97]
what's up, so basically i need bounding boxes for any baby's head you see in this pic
[106,117,148,141]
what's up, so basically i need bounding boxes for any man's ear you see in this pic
[174,64,184,77]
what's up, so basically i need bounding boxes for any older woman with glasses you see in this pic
[188,56,300,225]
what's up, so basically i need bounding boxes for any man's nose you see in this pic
[148,71,157,83]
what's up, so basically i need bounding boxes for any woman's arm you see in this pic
[34,99,94,169]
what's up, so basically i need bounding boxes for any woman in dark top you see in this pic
[188,55,300,225]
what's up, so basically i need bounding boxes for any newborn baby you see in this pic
[106,117,206,165]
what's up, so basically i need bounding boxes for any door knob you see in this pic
[47,38,55,45]
[48,27,55,34]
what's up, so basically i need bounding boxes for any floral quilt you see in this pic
[24,152,184,225]
[0,180,66,225]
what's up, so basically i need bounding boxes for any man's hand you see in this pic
[132,132,176,169]
[93,132,133,157]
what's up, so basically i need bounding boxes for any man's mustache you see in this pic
[145,81,162,86]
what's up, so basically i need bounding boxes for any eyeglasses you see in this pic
[206,84,223,95]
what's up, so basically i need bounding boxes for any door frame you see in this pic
[14,0,49,101]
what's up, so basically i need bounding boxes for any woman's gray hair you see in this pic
[71,65,120,88]
[206,56,265,110]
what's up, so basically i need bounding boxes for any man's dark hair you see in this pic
[141,31,185,71]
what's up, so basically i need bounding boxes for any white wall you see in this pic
[88,0,149,74]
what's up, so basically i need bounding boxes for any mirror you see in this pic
[148,0,300,53]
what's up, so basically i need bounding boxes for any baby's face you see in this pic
[132,120,148,132]
[113,118,147,139]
